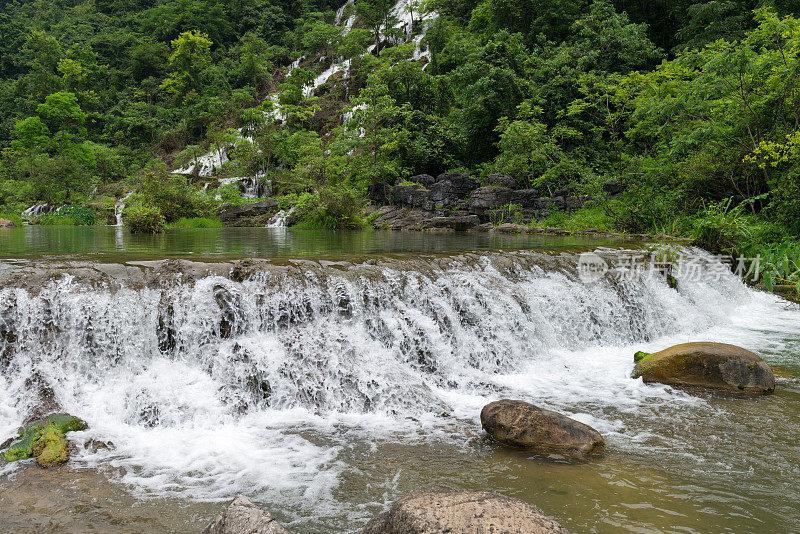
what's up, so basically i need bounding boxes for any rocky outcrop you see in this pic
[0,218,15,228]
[468,187,517,210]
[203,495,289,534]
[373,206,480,231]
[486,173,517,189]
[391,184,430,208]
[602,180,625,196]
[480,400,604,456]
[407,173,436,187]
[219,199,280,224]
[362,488,570,534]
[632,342,776,394]
[368,182,393,204]
[429,174,480,202]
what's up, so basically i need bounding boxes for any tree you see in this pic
[356,0,394,54]
[161,30,213,100]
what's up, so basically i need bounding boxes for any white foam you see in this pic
[1,250,798,527]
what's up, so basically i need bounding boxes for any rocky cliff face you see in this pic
[368,172,601,230]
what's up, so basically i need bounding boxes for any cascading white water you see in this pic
[114,192,133,226]
[265,209,293,227]
[1,249,798,530]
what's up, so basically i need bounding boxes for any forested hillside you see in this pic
[1,0,799,288]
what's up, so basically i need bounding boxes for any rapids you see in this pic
[0,248,798,532]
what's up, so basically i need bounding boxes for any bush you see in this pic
[136,161,216,221]
[541,205,616,232]
[37,205,97,226]
[692,198,751,255]
[0,210,23,226]
[289,184,366,229]
[125,204,166,233]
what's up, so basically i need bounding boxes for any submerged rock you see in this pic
[632,342,775,394]
[203,494,289,534]
[2,413,87,467]
[480,400,604,456]
[361,488,570,534]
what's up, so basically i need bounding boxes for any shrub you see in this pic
[136,161,216,221]
[290,184,366,229]
[37,205,97,225]
[693,198,751,255]
[542,205,616,232]
[125,204,166,233]
[169,216,223,228]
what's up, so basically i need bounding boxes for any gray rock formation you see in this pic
[203,495,289,534]
[362,488,571,534]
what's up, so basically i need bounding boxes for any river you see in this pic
[0,226,798,533]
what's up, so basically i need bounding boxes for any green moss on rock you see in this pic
[32,424,69,467]
[1,414,87,463]
[633,351,651,363]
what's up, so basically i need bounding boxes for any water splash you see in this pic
[0,249,798,530]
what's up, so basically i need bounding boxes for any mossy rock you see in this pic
[632,342,775,394]
[2,413,87,463]
[32,424,69,467]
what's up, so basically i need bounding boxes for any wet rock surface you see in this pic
[633,342,776,394]
[0,218,15,228]
[219,199,280,225]
[368,172,596,230]
[362,488,571,534]
[2,413,88,466]
[480,400,604,456]
[203,494,290,534]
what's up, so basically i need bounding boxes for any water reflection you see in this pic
[0,225,635,260]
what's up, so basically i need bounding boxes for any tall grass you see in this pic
[168,216,223,228]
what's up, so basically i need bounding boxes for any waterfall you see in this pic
[265,209,293,227]
[114,193,132,226]
[1,249,798,529]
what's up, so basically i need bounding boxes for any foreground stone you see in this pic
[203,495,290,534]
[362,488,570,534]
[633,342,775,394]
[480,400,604,456]
[2,413,88,467]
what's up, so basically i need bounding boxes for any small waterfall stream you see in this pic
[0,249,799,532]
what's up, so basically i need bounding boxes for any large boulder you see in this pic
[423,214,480,231]
[510,189,541,208]
[468,187,517,210]
[203,495,289,534]
[407,174,436,187]
[480,400,604,456]
[486,173,517,189]
[392,184,430,207]
[602,180,625,196]
[362,488,570,534]
[0,218,15,228]
[632,342,775,394]
[219,199,280,222]
[430,174,480,201]
[367,182,393,204]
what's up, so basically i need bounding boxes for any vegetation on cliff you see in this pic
[0,0,799,292]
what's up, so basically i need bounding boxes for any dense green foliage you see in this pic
[0,0,798,290]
